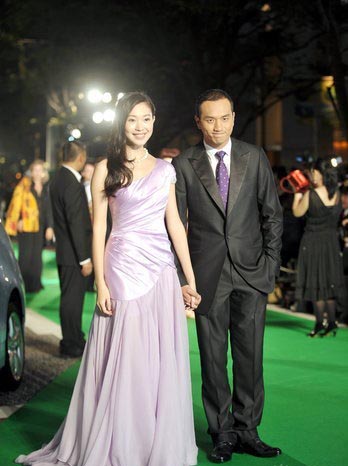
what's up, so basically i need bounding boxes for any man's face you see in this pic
[82,163,94,181]
[195,98,235,149]
[77,150,87,172]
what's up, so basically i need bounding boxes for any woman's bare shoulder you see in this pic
[94,158,108,175]
[96,158,108,168]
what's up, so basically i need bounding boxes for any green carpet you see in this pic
[1,246,347,465]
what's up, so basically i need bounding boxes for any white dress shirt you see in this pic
[204,138,232,177]
[62,164,91,266]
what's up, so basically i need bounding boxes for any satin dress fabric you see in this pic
[16,158,198,466]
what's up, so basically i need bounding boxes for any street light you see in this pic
[87,89,103,103]
[71,128,82,139]
[92,111,104,124]
[103,109,115,122]
[102,92,112,103]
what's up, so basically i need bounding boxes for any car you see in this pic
[0,218,25,390]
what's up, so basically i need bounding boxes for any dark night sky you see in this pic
[0,0,347,172]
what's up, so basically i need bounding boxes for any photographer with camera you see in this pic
[292,158,344,337]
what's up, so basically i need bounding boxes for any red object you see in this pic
[280,170,310,193]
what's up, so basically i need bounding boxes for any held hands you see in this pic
[96,283,113,316]
[182,285,201,313]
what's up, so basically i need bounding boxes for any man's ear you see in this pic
[194,115,201,130]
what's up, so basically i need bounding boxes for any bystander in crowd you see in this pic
[293,158,344,337]
[5,159,54,292]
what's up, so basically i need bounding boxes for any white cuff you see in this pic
[79,258,91,266]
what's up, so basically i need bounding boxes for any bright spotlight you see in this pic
[93,111,104,124]
[71,128,81,139]
[330,156,342,167]
[102,92,112,103]
[68,136,75,141]
[117,92,125,100]
[103,109,115,122]
[87,89,102,103]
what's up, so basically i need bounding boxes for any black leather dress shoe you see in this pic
[208,441,234,463]
[236,437,281,457]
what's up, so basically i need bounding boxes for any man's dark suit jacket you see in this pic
[172,138,283,315]
[50,167,92,267]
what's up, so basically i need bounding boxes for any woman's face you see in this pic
[30,163,44,183]
[124,102,155,149]
[310,169,323,187]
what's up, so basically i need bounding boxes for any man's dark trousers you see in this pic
[58,265,87,352]
[195,256,267,442]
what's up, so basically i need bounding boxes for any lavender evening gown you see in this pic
[16,159,198,466]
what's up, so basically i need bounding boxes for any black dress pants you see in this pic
[58,265,87,351]
[195,256,267,442]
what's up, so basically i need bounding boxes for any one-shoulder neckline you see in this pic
[131,158,159,183]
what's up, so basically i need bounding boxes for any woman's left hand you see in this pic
[45,227,54,241]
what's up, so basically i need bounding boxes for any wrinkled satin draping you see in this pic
[16,159,198,466]
[105,159,176,301]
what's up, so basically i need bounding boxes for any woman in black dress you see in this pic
[293,158,344,337]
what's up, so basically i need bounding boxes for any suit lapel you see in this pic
[227,139,250,217]
[189,145,225,216]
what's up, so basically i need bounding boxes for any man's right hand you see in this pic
[81,262,93,277]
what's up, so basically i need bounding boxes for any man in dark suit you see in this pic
[50,141,93,358]
[172,89,283,463]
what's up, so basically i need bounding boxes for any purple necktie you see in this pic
[215,151,229,209]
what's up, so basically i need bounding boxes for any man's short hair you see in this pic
[62,141,86,162]
[195,89,234,117]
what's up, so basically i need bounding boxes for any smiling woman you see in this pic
[104,92,156,195]
[15,92,199,466]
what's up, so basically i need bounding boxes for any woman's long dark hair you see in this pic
[104,92,156,196]
[312,158,338,199]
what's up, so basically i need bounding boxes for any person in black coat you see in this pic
[172,89,283,463]
[50,141,93,357]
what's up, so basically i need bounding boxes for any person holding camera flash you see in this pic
[293,158,344,337]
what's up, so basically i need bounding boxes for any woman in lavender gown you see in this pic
[16,92,199,466]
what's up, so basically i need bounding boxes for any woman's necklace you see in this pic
[128,148,149,164]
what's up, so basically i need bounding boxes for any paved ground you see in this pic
[0,310,79,418]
